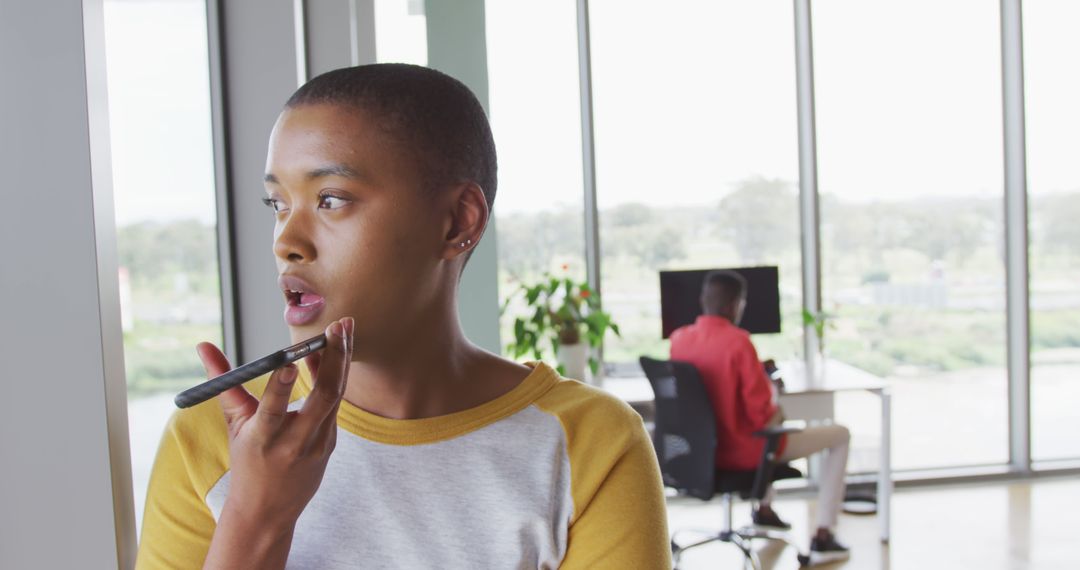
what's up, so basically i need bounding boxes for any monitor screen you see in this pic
[659,266,782,338]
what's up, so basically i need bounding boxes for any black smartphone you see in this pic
[174,334,328,409]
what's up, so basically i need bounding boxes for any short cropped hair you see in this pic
[286,64,497,212]
[700,270,747,313]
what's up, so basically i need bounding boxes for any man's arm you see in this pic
[736,337,779,429]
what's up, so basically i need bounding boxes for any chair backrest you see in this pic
[639,356,718,500]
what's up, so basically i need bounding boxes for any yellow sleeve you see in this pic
[135,403,228,569]
[536,382,672,569]
[136,375,276,569]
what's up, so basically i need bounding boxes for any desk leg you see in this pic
[879,389,892,543]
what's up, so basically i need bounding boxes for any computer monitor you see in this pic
[659,266,782,338]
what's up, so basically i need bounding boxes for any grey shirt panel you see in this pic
[206,403,573,569]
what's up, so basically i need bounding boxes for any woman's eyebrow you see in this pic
[305,164,362,181]
[263,164,364,185]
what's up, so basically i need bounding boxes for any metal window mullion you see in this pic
[349,0,377,66]
[793,0,823,385]
[294,0,309,85]
[576,0,606,372]
[576,0,601,300]
[206,0,240,362]
[1001,0,1031,473]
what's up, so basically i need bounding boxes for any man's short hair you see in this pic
[285,64,497,212]
[701,270,747,311]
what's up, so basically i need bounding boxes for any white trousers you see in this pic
[764,422,851,530]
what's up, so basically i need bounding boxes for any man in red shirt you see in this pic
[669,270,850,563]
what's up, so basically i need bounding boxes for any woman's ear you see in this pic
[441,182,489,260]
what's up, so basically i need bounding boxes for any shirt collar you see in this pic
[695,314,734,327]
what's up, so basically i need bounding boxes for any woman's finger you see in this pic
[298,318,352,428]
[303,350,322,383]
[255,364,299,430]
[196,341,257,425]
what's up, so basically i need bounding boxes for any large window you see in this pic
[479,0,1071,477]
[1024,0,1080,463]
[375,0,428,65]
[104,0,221,531]
[589,0,803,364]
[486,0,588,355]
[815,0,1008,470]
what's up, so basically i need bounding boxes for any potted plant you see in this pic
[802,307,833,384]
[501,273,620,384]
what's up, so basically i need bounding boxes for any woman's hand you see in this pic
[198,317,353,569]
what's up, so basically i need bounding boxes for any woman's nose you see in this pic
[273,213,317,263]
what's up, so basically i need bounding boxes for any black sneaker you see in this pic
[751,507,792,530]
[808,535,850,565]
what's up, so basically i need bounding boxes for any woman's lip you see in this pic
[279,274,320,298]
[284,297,325,326]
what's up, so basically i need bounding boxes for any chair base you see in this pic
[671,494,810,569]
[672,526,809,569]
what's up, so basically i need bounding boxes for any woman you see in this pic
[136,64,670,570]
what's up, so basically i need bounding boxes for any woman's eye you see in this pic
[318,195,349,209]
[261,197,287,213]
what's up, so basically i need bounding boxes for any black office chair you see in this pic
[639,357,810,569]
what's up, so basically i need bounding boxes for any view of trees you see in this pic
[717,177,799,264]
[116,221,222,396]
[496,178,1080,377]
[120,188,1079,394]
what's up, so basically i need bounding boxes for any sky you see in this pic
[486,0,1079,214]
[104,0,216,226]
[103,0,1080,225]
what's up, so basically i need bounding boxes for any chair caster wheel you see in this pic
[797,553,811,566]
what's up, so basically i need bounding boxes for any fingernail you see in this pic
[343,317,354,337]
[281,364,298,384]
[329,321,344,338]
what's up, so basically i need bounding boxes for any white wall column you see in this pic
[0,0,135,566]
[427,0,502,353]
[213,0,308,361]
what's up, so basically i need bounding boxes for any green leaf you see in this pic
[588,357,599,375]
[567,302,583,322]
[514,318,525,343]
[556,305,573,321]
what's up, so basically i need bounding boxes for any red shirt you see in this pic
[669,315,783,470]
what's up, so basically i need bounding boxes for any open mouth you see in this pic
[285,288,325,308]
[279,274,326,326]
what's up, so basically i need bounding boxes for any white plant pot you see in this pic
[811,350,827,388]
[557,342,589,384]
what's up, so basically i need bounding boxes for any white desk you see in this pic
[603,359,893,543]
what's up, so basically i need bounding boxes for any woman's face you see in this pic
[263,103,451,350]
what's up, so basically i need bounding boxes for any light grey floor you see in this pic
[666,477,1079,569]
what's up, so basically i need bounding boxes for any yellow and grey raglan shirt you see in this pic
[136,362,671,569]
